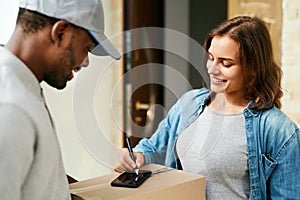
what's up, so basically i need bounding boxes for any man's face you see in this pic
[44,26,95,89]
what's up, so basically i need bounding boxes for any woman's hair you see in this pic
[203,16,283,110]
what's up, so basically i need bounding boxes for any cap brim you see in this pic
[87,30,121,60]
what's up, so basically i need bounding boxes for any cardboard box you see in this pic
[70,164,206,200]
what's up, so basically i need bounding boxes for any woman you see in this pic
[116,16,300,199]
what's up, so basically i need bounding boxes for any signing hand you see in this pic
[114,148,145,173]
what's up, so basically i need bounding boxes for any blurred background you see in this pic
[1,0,299,181]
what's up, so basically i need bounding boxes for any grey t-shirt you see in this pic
[176,107,250,199]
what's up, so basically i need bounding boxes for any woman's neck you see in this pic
[208,93,249,114]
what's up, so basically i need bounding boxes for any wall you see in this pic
[228,0,282,64]
[281,0,300,125]
[0,0,18,44]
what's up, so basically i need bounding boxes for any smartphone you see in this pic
[111,170,152,188]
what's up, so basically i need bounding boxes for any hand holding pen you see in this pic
[114,138,145,173]
[125,137,139,175]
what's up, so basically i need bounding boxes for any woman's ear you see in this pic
[50,20,69,45]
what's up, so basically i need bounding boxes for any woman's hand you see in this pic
[114,148,145,173]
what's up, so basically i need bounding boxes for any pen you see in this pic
[125,137,139,175]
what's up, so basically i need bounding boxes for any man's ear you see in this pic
[50,20,70,45]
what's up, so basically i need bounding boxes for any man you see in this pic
[0,0,120,199]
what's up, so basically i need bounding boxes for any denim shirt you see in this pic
[133,88,300,199]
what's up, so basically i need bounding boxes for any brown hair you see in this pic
[203,16,282,110]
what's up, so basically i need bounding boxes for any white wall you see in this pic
[281,0,300,126]
[0,0,18,44]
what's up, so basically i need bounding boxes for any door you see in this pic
[123,0,165,147]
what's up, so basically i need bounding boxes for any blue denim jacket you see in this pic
[134,88,300,199]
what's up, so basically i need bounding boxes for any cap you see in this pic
[19,0,121,60]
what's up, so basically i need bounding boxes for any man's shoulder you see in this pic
[0,66,34,104]
[0,66,47,126]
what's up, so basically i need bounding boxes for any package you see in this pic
[70,164,206,200]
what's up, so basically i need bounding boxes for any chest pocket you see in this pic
[261,154,277,180]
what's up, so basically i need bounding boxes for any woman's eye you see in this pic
[222,61,232,67]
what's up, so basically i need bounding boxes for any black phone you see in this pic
[111,170,152,188]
